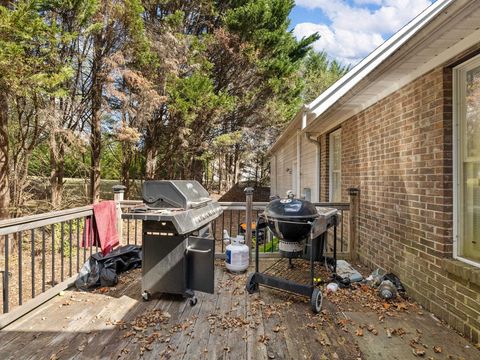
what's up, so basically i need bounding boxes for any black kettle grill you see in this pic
[264,198,320,258]
[246,194,340,313]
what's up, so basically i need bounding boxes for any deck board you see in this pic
[1,261,478,360]
[183,266,227,359]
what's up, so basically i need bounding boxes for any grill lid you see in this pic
[143,180,211,209]
[264,198,319,220]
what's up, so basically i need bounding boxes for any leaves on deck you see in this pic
[327,281,414,316]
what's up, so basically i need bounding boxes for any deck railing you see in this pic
[118,201,353,257]
[0,206,101,327]
[1,186,359,328]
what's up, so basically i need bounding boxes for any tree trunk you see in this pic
[121,144,132,198]
[90,109,101,204]
[145,145,157,180]
[191,157,203,183]
[0,92,10,219]
[50,139,65,209]
[233,145,239,184]
[90,50,102,204]
[218,153,223,193]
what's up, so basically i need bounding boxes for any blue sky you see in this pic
[289,0,434,65]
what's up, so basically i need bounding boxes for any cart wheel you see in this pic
[142,291,151,301]
[311,288,323,313]
[246,273,259,294]
[189,297,198,306]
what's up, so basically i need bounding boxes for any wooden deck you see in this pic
[0,260,479,360]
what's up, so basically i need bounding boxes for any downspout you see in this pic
[296,130,301,198]
[305,132,321,202]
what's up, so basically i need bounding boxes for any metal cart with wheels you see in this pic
[245,206,339,313]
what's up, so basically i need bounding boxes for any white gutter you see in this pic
[296,130,301,197]
[305,0,454,120]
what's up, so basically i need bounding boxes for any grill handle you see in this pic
[187,246,211,254]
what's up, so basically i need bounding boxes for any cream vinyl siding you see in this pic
[300,136,317,201]
[272,135,296,197]
[271,132,318,200]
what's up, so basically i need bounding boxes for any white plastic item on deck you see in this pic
[224,232,249,273]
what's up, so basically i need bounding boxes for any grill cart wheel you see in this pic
[311,288,323,313]
[142,291,151,301]
[246,273,259,294]
[189,297,198,306]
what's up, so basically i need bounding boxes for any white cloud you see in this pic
[294,0,433,64]
[352,0,383,5]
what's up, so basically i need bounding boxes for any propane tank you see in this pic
[224,230,249,273]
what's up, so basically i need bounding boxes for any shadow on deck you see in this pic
[0,260,478,360]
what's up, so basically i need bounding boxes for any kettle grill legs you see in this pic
[246,273,259,294]
[247,215,338,313]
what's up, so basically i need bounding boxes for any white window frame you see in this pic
[329,129,342,202]
[453,54,480,268]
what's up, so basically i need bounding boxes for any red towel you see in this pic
[83,201,119,255]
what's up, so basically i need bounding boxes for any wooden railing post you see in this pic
[348,187,360,261]
[113,185,126,245]
[244,187,254,263]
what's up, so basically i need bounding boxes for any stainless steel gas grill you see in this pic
[246,195,340,313]
[122,180,223,305]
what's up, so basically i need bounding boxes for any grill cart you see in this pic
[245,195,339,313]
[123,180,223,305]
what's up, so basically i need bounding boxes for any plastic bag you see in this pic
[75,245,142,290]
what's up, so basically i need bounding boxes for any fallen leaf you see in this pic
[355,328,364,337]
[258,335,270,344]
[412,348,425,357]
[433,346,442,353]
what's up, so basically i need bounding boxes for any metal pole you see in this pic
[3,234,9,313]
[113,185,126,245]
[244,187,254,264]
[333,221,338,275]
[347,187,360,261]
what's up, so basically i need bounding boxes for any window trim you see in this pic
[453,54,480,268]
[329,129,342,202]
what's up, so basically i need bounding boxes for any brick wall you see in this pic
[333,67,480,342]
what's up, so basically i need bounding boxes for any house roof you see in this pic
[269,0,480,154]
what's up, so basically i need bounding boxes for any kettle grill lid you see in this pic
[264,198,319,220]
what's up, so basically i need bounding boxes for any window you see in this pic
[329,129,342,202]
[454,56,480,265]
